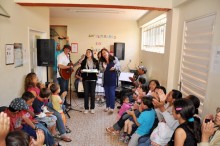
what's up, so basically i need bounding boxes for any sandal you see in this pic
[106,127,113,133]
[53,134,61,139]
[60,136,72,142]
[66,126,71,133]
[111,130,119,135]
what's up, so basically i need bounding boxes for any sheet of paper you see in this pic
[119,72,134,82]
[82,69,98,73]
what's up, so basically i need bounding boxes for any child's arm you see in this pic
[127,110,140,126]
[60,91,67,103]
[22,115,37,129]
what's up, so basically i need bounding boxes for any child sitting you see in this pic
[117,96,132,120]
[50,83,67,125]
[127,95,156,146]
[32,88,58,136]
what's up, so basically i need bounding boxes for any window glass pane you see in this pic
[141,14,167,53]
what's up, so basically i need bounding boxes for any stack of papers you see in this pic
[82,69,98,73]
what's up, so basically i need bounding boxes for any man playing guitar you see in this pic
[57,44,76,106]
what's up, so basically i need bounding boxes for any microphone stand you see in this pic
[65,53,82,117]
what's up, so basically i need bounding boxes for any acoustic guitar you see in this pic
[59,54,85,80]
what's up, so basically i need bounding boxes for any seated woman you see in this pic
[200,107,220,146]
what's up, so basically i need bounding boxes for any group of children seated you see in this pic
[0,72,72,146]
[106,79,220,146]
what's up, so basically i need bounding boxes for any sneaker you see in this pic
[90,109,95,114]
[84,110,89,114]
[124,136,130,144]
[108,109,114,114]
[104,108,109,112]
[119,134,125,141]
[101,98,105,103]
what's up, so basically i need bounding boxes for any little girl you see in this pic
[147,80,160,95]
[117,96,132,120]
[50,83,67,125]
[25,72,42,97]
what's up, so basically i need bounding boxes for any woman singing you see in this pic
[81,49,99,114]
[101,48,120,114]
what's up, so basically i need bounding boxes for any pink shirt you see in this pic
[118,103,132,118]
[27,87,40,97]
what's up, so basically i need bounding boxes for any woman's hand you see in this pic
[158,89,166,102]
[0,112,10,144]
[110,67,115,71]
[201,118,215,142]
[30,129,45,146]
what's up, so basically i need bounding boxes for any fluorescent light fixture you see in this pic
[73,9,124,14]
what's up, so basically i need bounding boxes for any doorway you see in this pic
[28,28,47,83]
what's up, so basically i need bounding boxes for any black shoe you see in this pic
[117,106,121,109]
[65,103,71,107]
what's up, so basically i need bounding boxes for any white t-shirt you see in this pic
[57,52,70,78]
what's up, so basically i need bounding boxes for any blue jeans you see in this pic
[36,123,55,146]
[138,136,151,146]
[83,80,96,110]
[57,77,69,105]
[47,103,66,135]
[104,86,116,109]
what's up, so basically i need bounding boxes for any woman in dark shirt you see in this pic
[81,49,99,114]
[100,48,120,114]
[168,98,201,146]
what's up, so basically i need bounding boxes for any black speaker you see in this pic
[37,39,55,66]
[114,42,125,60]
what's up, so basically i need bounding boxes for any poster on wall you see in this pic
[5,44,14,65]
[71,43,78,53]
[14,43,23,67]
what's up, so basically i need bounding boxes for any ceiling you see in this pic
[50,7,149,20]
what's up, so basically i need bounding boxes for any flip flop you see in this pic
[111,130,119,136]
[105,127,113,133]
[60,136,72,142]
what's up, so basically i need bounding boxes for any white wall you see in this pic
[50,17,140,79]
[172,0,220,117]
[0,0,49,106]
[137,11,170,87]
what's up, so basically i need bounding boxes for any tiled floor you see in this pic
[58,93,127,146]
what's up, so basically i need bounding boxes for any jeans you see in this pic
[138,136,151,146]
[74,78,80,92]
[36,123,55,146]
[128,132,141,146]
[104,86,116,109]
[83,80,96,110]
[47,103,66,135]
[57,77,69,105]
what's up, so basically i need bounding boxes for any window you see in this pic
[141,14,167,53]
[179,13,216,115]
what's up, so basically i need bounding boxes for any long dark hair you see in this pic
[83,49,97,63]
[187,95,200,115]
[147,79,160,93]
[172,89,182,100]
[100,48,115,63]
[173,99,201,143]
[24,72,37,91]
